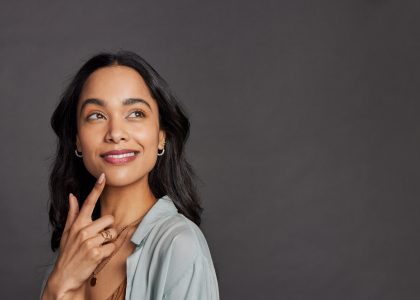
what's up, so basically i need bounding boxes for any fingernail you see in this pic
[97,173,105,184]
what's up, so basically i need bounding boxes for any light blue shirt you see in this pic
[40,195,220,299]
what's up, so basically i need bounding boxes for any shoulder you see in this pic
[144,212,216,283]
[136,211,219,298]
[152,213,211,263]
[152,214,218,296]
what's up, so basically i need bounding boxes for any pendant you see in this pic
[90,275,97,286]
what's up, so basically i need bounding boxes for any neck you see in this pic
[99,176,157,229]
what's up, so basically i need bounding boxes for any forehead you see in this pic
[78,65,156,110]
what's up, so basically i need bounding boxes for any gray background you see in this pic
[0,0,419,299]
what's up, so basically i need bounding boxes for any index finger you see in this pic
[79,172,106,218]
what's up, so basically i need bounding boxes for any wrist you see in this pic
[43,271,71,300]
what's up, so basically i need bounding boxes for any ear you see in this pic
[158,130,166,150]
[76,134,81,152]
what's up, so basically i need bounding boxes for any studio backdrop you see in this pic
[0,1,419,299]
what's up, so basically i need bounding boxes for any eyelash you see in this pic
[87,110,146,121]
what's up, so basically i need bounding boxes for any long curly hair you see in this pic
[48,51,202,252]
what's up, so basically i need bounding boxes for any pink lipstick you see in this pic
[100,149,140,165]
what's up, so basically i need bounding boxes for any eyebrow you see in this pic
[79,97,152,115]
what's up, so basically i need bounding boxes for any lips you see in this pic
[100,149,140,156]
[100,149,140,165]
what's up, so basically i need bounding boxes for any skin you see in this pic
[42,65,166,300]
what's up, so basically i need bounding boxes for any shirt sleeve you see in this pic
[162,254,219,300]
[160,224,220,300]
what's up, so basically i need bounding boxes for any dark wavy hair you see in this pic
[48,50,202,252]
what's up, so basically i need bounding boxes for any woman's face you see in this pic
[75,65,165,187]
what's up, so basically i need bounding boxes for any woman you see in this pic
[39,51,219,299]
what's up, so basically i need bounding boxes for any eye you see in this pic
[128,110,146,118]
[87,112,105,120]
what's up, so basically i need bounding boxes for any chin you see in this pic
[102,169,148,187]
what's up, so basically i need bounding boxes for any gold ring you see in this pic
[100,229,113,242]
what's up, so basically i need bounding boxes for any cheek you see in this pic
[79,131,101,152]
[132,128,159,150]
[132,129,160,171]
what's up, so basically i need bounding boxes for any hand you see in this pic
[46,173,117,298]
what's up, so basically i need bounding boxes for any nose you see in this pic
[105,118,129,143]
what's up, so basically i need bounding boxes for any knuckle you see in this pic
[106,215,114,223]
[88,248,101,260]
[78,229,89,241]
[104,244,116,255]
[103,243,115,255]
[84,238,95,249]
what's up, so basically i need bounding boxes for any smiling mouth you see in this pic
[101,151,140,164]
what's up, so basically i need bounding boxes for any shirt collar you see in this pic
[130,195,178,245]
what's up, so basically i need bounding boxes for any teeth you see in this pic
[106,152,136,159]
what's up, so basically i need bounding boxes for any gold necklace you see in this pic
[89,216,143,287]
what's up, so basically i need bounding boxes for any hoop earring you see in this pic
[75,149,83,158]
[157,148,165,156]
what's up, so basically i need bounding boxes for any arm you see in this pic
[160,225,220,300]
[163,255,219,300]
